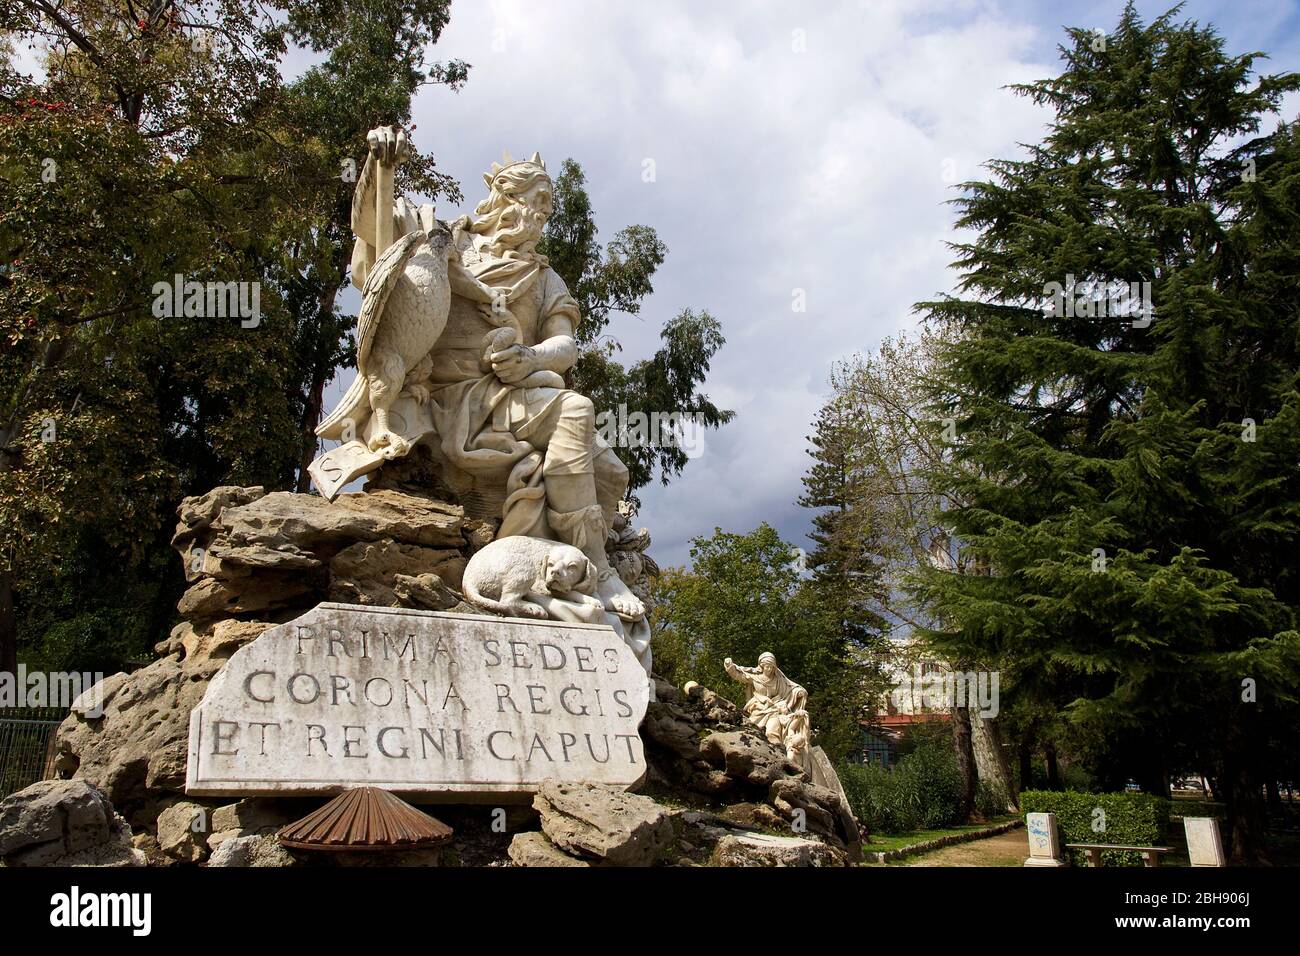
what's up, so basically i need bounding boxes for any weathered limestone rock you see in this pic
[534,780,672,866]
[171,486,466,626]
[392,572,463,611]
[768,777,842,841]
[698,730,804,788]
[156,801,210,863]
[178,571,319,621]
[206,834,299,868]
[0,779,144,867]
[508,831,590,867]
[328,539,462,606]
[719,802,788,832]
[54,620,275,815]
[712,832,846,867]
[171,485,267,573]
[641,680,862,857]
[218,489,464,552]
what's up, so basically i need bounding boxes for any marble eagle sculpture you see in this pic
[315,222,454,459]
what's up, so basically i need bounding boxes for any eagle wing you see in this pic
[315,230,424,440]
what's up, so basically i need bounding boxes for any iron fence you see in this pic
[0,707,66,797]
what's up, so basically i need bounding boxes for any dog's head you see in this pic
[543,544,597,595]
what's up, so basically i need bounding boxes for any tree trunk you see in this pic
[1224,713,1270,865]
[950,706,976,821]
[1044,743,1061,790]
[296,367,327,493]
[295,285,341,493]
[971,713,1019,810]
[1019,742,1033,793]
[0,570,15,680]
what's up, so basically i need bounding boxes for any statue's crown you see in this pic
[483,149,547,189]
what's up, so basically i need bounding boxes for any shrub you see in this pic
[840,737,965,834]
[1020,789,1171,866]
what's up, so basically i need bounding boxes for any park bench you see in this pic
[1066,843,1171,867]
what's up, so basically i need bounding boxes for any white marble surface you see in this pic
[1183,817,1225,867]
[1024,811,1064,866]
[186,603,649,799]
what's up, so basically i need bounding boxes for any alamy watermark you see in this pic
[0,667,106,717]
[50,886,151,936]
[891,665,1000,718]
[1042,275,1154,328]
[152,275,261,328]
[595,404,705,459]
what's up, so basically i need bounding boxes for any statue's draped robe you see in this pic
[347,162,648,670]
[724,660,811,764]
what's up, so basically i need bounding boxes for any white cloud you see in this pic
[396,1,1056,565]
[378,0,1298,565]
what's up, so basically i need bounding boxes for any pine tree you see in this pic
[798,388,889,647]
[914,4,1300,862]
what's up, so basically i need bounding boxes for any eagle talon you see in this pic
[403,383,431,405]
[369,430,411,458]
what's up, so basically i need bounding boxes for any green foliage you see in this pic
[652,524,877,763]
[797,379,892,645]
[1021,789,1171,867]
[911,3,1300,860]
[539,160,733,494]
[840,736,965,833]
[0,0,463,675]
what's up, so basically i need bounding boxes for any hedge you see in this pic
[1020,790,1171,867]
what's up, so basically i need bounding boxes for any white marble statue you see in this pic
[309,125,652,679]
[462,536,604,624]
[724,653,812,771]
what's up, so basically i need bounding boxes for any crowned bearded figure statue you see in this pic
[310,126,650,674]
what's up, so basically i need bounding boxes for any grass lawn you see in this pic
[864,817,1015,853]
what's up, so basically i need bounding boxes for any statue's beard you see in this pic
[486,200,546,251]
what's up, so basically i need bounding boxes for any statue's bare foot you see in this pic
[368,430,410,459]
[598,568,645,620]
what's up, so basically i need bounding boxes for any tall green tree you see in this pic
[538,159,734,494]
[798,386,888,647]
[652,524,881,763]
[0,0,466,675]
[913,4,1300,862]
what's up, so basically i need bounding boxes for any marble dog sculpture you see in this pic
[462,536,603,623]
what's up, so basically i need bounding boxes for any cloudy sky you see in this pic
[340,0,1300,567]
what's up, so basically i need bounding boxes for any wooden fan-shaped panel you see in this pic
[277,787,454,852]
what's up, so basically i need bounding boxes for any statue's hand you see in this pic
[491,343,539,385]
[366,126,411,166]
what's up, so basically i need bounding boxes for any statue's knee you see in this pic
[560,391,595,423]
[599,449,629,484]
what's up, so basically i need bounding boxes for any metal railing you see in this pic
[0,707,66,797]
